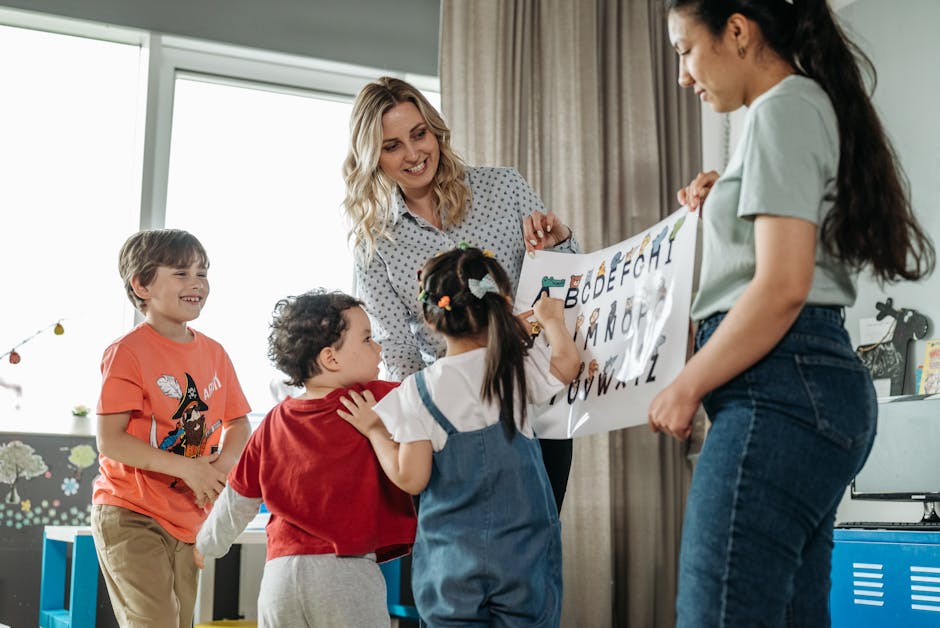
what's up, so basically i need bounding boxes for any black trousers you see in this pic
[539,438,573,513]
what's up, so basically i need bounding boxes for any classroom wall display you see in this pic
[919,338,940,394]
[0,432,112,628]
[514,208,698,438]
[0,434,98,528]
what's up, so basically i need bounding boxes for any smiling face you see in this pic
[377,100,440,199]
[134,261,209,330]
[669,9,746,113]
[331,306,383,385]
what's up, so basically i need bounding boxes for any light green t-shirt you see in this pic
[691,74,857,322]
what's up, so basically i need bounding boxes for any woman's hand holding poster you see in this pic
[515,208,698,438]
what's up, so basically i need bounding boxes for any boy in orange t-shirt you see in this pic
[92,229,251,628]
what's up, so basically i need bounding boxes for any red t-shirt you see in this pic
[94,323,250,542]
[229,381,416,562]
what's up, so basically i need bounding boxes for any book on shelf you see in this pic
[918,338,940,395]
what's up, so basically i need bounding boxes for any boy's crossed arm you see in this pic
[338,390,432,496]
[97,413,248,507]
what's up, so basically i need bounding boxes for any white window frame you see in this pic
[1,6,439,231]
[0,6,439,429]
[140,34,438,229]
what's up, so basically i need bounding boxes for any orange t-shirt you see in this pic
[94,323,251,542]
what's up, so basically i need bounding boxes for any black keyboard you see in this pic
[838,521,940,530]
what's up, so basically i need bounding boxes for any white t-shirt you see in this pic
[373,336,565,451]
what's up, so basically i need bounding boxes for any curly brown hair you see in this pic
[268,290,363,387]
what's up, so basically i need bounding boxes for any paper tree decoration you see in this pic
[0,440,49,504]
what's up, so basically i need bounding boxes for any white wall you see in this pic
[834,0,940,524]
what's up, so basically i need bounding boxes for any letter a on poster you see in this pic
[514,208,698,438]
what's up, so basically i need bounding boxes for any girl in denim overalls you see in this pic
[339,245,580,627]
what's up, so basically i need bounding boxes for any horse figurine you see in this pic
[856,298,930,396]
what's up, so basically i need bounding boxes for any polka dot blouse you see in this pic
[354,166,580,381]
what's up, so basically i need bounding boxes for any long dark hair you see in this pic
[666,0,934,282]
[419,246,532,438]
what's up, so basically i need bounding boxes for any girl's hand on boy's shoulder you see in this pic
[338,389,382,437]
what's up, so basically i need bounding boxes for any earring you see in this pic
[737,46,746,58]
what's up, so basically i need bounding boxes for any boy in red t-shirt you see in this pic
[195,290,416,627]
[92,229,251,628]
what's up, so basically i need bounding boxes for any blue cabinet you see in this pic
[831,529,940,627]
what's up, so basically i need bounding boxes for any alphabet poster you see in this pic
[515,208,698,438]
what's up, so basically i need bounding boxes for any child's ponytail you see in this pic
[419,246,532,438]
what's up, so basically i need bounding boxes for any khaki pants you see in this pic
[91,504,198,628]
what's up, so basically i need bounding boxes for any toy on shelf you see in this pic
[855,298,929,396]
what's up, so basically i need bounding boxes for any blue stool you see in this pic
[39,526,99,628]
[379,557,419,620]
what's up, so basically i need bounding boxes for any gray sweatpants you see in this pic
[197,485,391,627]
[259,553,390,628]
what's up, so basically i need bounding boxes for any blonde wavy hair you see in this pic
[343,77,470,260]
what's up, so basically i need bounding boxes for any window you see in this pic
[0,23,142,418]
[164,75,356,415]
[0,13,439,424]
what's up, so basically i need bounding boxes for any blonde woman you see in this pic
[343,76,578,511]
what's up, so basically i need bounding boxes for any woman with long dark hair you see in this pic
[648,0,935,625]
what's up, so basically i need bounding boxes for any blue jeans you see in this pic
[676,306,877,627]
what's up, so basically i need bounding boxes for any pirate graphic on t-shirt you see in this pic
[151,373,221,458]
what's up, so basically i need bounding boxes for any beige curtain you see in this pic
[440,1,701,626]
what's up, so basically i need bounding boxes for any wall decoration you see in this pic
[0,440,48,504]
[0,434,99,528]
[1,319,66,365]
[855,298,930,396]
[919,338,940,395]
[65,443,97,481]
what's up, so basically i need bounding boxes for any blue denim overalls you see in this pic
[412,371,562,627]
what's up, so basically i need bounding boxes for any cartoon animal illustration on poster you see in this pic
[514,208,697,438]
